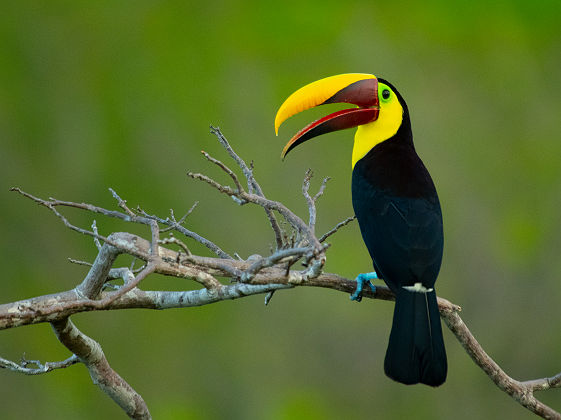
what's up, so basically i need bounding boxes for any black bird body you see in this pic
[276,73,447,386]
[352,100,447,386]
[351,116,443,293]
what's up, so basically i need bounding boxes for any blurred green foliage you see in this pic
[1,1,561,418]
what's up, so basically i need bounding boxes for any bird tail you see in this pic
[384,287,447,386]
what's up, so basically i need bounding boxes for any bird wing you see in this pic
[352,187,443,293]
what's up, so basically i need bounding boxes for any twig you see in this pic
[302,169,316,231]
[313,176,330,202]
[137,207,232,259]
[92,220,102,250]
[10,188,150,253]
[187,169,322,251]
[10,187,147,224]
[524,372,561,393]
[0,354,79,375]
[160,204,198,233]
[240,246,314,283]
[302,169,330,234]
[209,125,283,249]
[201,150,244,194]
[97,262,157,308]
[68,258,93,267]
[319,216,356,243]
[159,234,192,256]
[109,188,135,217]
[264,291,275,305]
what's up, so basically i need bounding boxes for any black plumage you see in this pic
[275,74,448,386]
[351,80,447,386]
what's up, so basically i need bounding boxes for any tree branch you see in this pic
[0,354,79,375]
[209,125,284,249]
[302,169,330,234]
[319,215,356,243]
[443,311,561,419]
[3,129,559,419]
[51,318,150,419]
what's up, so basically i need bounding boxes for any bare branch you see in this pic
[319,216,356,243]
[5,132,560,419]
[443,311,560,419]
[302,169,316,230]
[76,241,121,299]
[109,188,136,217]
[1,354,79,375]
[160,204,198,233]
[51,318,150,419]
[187,172,239,200]
[137,207,232,260]
[96,262,157,308]
[10,187,113,245]
[201,150,244,194]
[209,125,283,249]
[302,169,330,234]
[313,176,330,202]
[2,219,559,418]
[0,231,456,330]
[187,170,322,252]
[108,267,135,284]
[159,234,192,256]
[523,372,561,393]
[92,220,102,250]
[9,187,153,254]
[68,258,93,267]
[240,246,315,283]
[14,181,229,262]
[10,187,149,225]
[264,290,275,306]
[209,125,261,196]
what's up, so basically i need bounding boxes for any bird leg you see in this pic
[350,271,378,302]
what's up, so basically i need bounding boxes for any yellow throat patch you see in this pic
[351,82,404,169]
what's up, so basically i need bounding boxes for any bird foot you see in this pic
[350,271,378,302]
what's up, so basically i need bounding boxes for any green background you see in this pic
[2,1,561,418]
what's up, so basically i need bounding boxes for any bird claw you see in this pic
[350,272,378,302]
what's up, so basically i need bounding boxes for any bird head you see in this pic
[275,73,407,168]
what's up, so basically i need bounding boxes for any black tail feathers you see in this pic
[384,288,447,387]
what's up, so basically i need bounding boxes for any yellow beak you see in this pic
[274,73,380,158]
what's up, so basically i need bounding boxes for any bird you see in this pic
[274,73,447,386]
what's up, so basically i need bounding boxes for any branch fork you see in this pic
[2,126,559,419]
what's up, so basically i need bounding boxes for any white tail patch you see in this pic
[403,282,433,293]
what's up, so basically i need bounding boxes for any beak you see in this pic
[275,73,379,158]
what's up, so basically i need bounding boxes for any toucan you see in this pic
[274,73,447,387]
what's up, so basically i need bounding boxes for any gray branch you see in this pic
[443,311,561,419]
[137,207,232,259]
[186,169,322,252]
[0,354,79,375]
[302,169,330,234]
[51,318,151,419]
[319,216,356,243]
[3,129,560,419]
[209,125,284,249]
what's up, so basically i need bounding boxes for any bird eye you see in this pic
[382,89,391,100]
